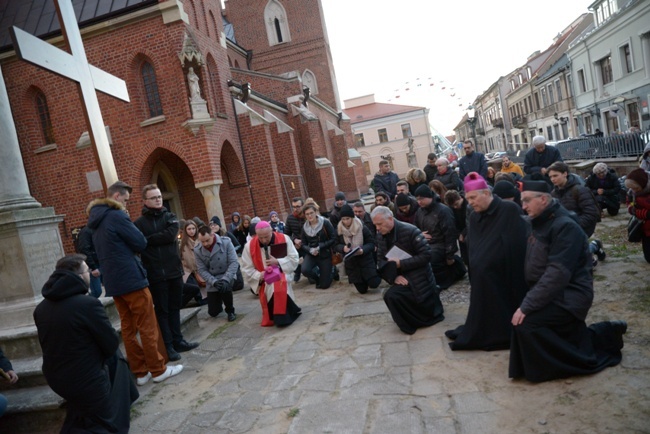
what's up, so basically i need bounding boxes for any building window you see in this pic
[546,126,553,140]
[599,56,613,85]
[577,69,587,93]
[534,92,540,110]
[355,133,365,147]
[547,84,555,105]
[36,92,55,144]
[141,62,163,117]
[566,73,573,97]
[620,43,633,74]
[540,87,548,107]
[584,115,593,135]
[627,102,640,128]
[561,122,568,139]
[553,124,560,141]
[401,123,412,138]
[378,128,388,143]
[302,69,318,95]
[555,80,563,101]
[264,0,291,46]
[527,66,532,79]
[363,160,371,176]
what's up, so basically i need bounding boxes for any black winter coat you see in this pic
[34,270,119,405]
[423,164,438,184]
[523,145,563,175]
[134,206,183,283]
[585,169,621,209]
[434,170,462,192]
[87,198,148,297]
[334,225,377,284]
[375,220,436,303]
[551,175,600,237]
[414,197,458,260]
[77,225,99,271]
[285,213,305,242]
[520,200,593,321]
[300,217,337,258]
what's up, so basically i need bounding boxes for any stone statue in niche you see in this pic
[187,67,203,102]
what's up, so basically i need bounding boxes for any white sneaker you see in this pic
[153,364,184,383]
[136,372,152,386]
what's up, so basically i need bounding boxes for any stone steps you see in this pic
[0,304,201,433]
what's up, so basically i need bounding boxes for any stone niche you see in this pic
[0,207,64,328]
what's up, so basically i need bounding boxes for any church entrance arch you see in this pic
[219,140,253,222]
[151,161,181,217]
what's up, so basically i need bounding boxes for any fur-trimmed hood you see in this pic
[86,198,126,230]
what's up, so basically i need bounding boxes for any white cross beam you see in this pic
[10,0,130,191]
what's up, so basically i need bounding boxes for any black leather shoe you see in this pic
[228,312,237,322]
[610,320,627,335]
[174,340,199,353]
[166,346,181,361]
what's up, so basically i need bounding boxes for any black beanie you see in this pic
[339,204,354,218]
[414,184,433,198]
[335,191,346,201]
[210,216,221,226]
[395,193,411,207]
[492,180,518,199]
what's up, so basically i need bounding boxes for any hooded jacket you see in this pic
[551,174,600,237]
[86,198,148,296]
[34,269,119,403]
[134,206,183,283]
[585,168,621,209]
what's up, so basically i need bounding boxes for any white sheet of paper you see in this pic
[385,245,412,261]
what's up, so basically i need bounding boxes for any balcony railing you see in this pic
[491,117,504,128]
[512,115,527,128]
[475,127,485,136]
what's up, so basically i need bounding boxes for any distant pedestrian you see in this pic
[458,140,488,180]
[373,160,399,198]
[523,135,563,182]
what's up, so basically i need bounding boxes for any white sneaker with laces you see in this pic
[136,372,152,386]
[153,364,184,383]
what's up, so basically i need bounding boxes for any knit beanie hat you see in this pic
[269,211,278,219]
[625,168,648,190]
[414,184,433,198]
[335,192,346,201]
[210,216,221,226]
[492,180,518,199]
[463,172,489,192]
[593,162,608,176]
[339,204,354,218]
[395,193,411,207]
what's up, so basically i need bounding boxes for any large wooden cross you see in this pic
[10,0,130,192]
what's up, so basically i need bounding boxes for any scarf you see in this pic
[250,233,288,327]
[338,217,364,248]
[303,215,324,237]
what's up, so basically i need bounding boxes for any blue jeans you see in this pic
[89,273,103,298]
[0,393,7,417]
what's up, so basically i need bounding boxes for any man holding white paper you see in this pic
[241,221,302,327]
[371,206,445,334]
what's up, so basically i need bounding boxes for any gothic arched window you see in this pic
[264,0,291,46]
[141,62,163,117]
[35,91,55,144]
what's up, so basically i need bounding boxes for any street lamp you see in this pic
[466,105,477,150]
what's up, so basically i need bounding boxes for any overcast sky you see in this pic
[321,0,591,136]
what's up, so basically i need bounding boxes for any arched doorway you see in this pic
[151,161,181,217]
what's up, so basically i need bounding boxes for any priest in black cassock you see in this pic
[509,180,627,382]
[445,172,529,350]
[371,206,445,335]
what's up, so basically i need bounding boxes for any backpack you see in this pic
[571,185,601,222]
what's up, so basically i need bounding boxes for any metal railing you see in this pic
[554,131,648,160]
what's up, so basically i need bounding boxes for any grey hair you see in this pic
[593,162,608,175]
[370,206,393,220]
[435,157,449,166]
[532,135,546,146]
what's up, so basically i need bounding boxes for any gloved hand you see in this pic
[215,279,231,293]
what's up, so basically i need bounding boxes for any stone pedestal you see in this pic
[195,179,225,226]
[190,99,210,119]
[0,208,64,328]
[407,152,418,169]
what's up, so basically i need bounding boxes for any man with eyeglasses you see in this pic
[458,140,488,180]
[509,180,627,382]
[284,197,306,283]
[135,184,199,362]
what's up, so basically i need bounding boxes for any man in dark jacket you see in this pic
[34,254,139,432]
[329,191,347,227]
[353,201,375,236]
[373,160,399,198]
[134,184,198,361]
[394,193,419,224]
[523,135,563,181]
[87,181,183,386]
[414,185,466,289]
[423,153,438,184]
[509,181,627,382]
[585,162,621,216]
[547,162,606,263]
[458,140,488,180]
[284,197,305,283]
[76,225,102,298]
[372,206,445,334]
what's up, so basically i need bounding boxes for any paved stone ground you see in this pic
[130,213,650,434]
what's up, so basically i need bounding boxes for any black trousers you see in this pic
[207,290,234,317]
[149,276,183,347]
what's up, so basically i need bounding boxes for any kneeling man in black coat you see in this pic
[34,254,139,433]
[371,206,445,334]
